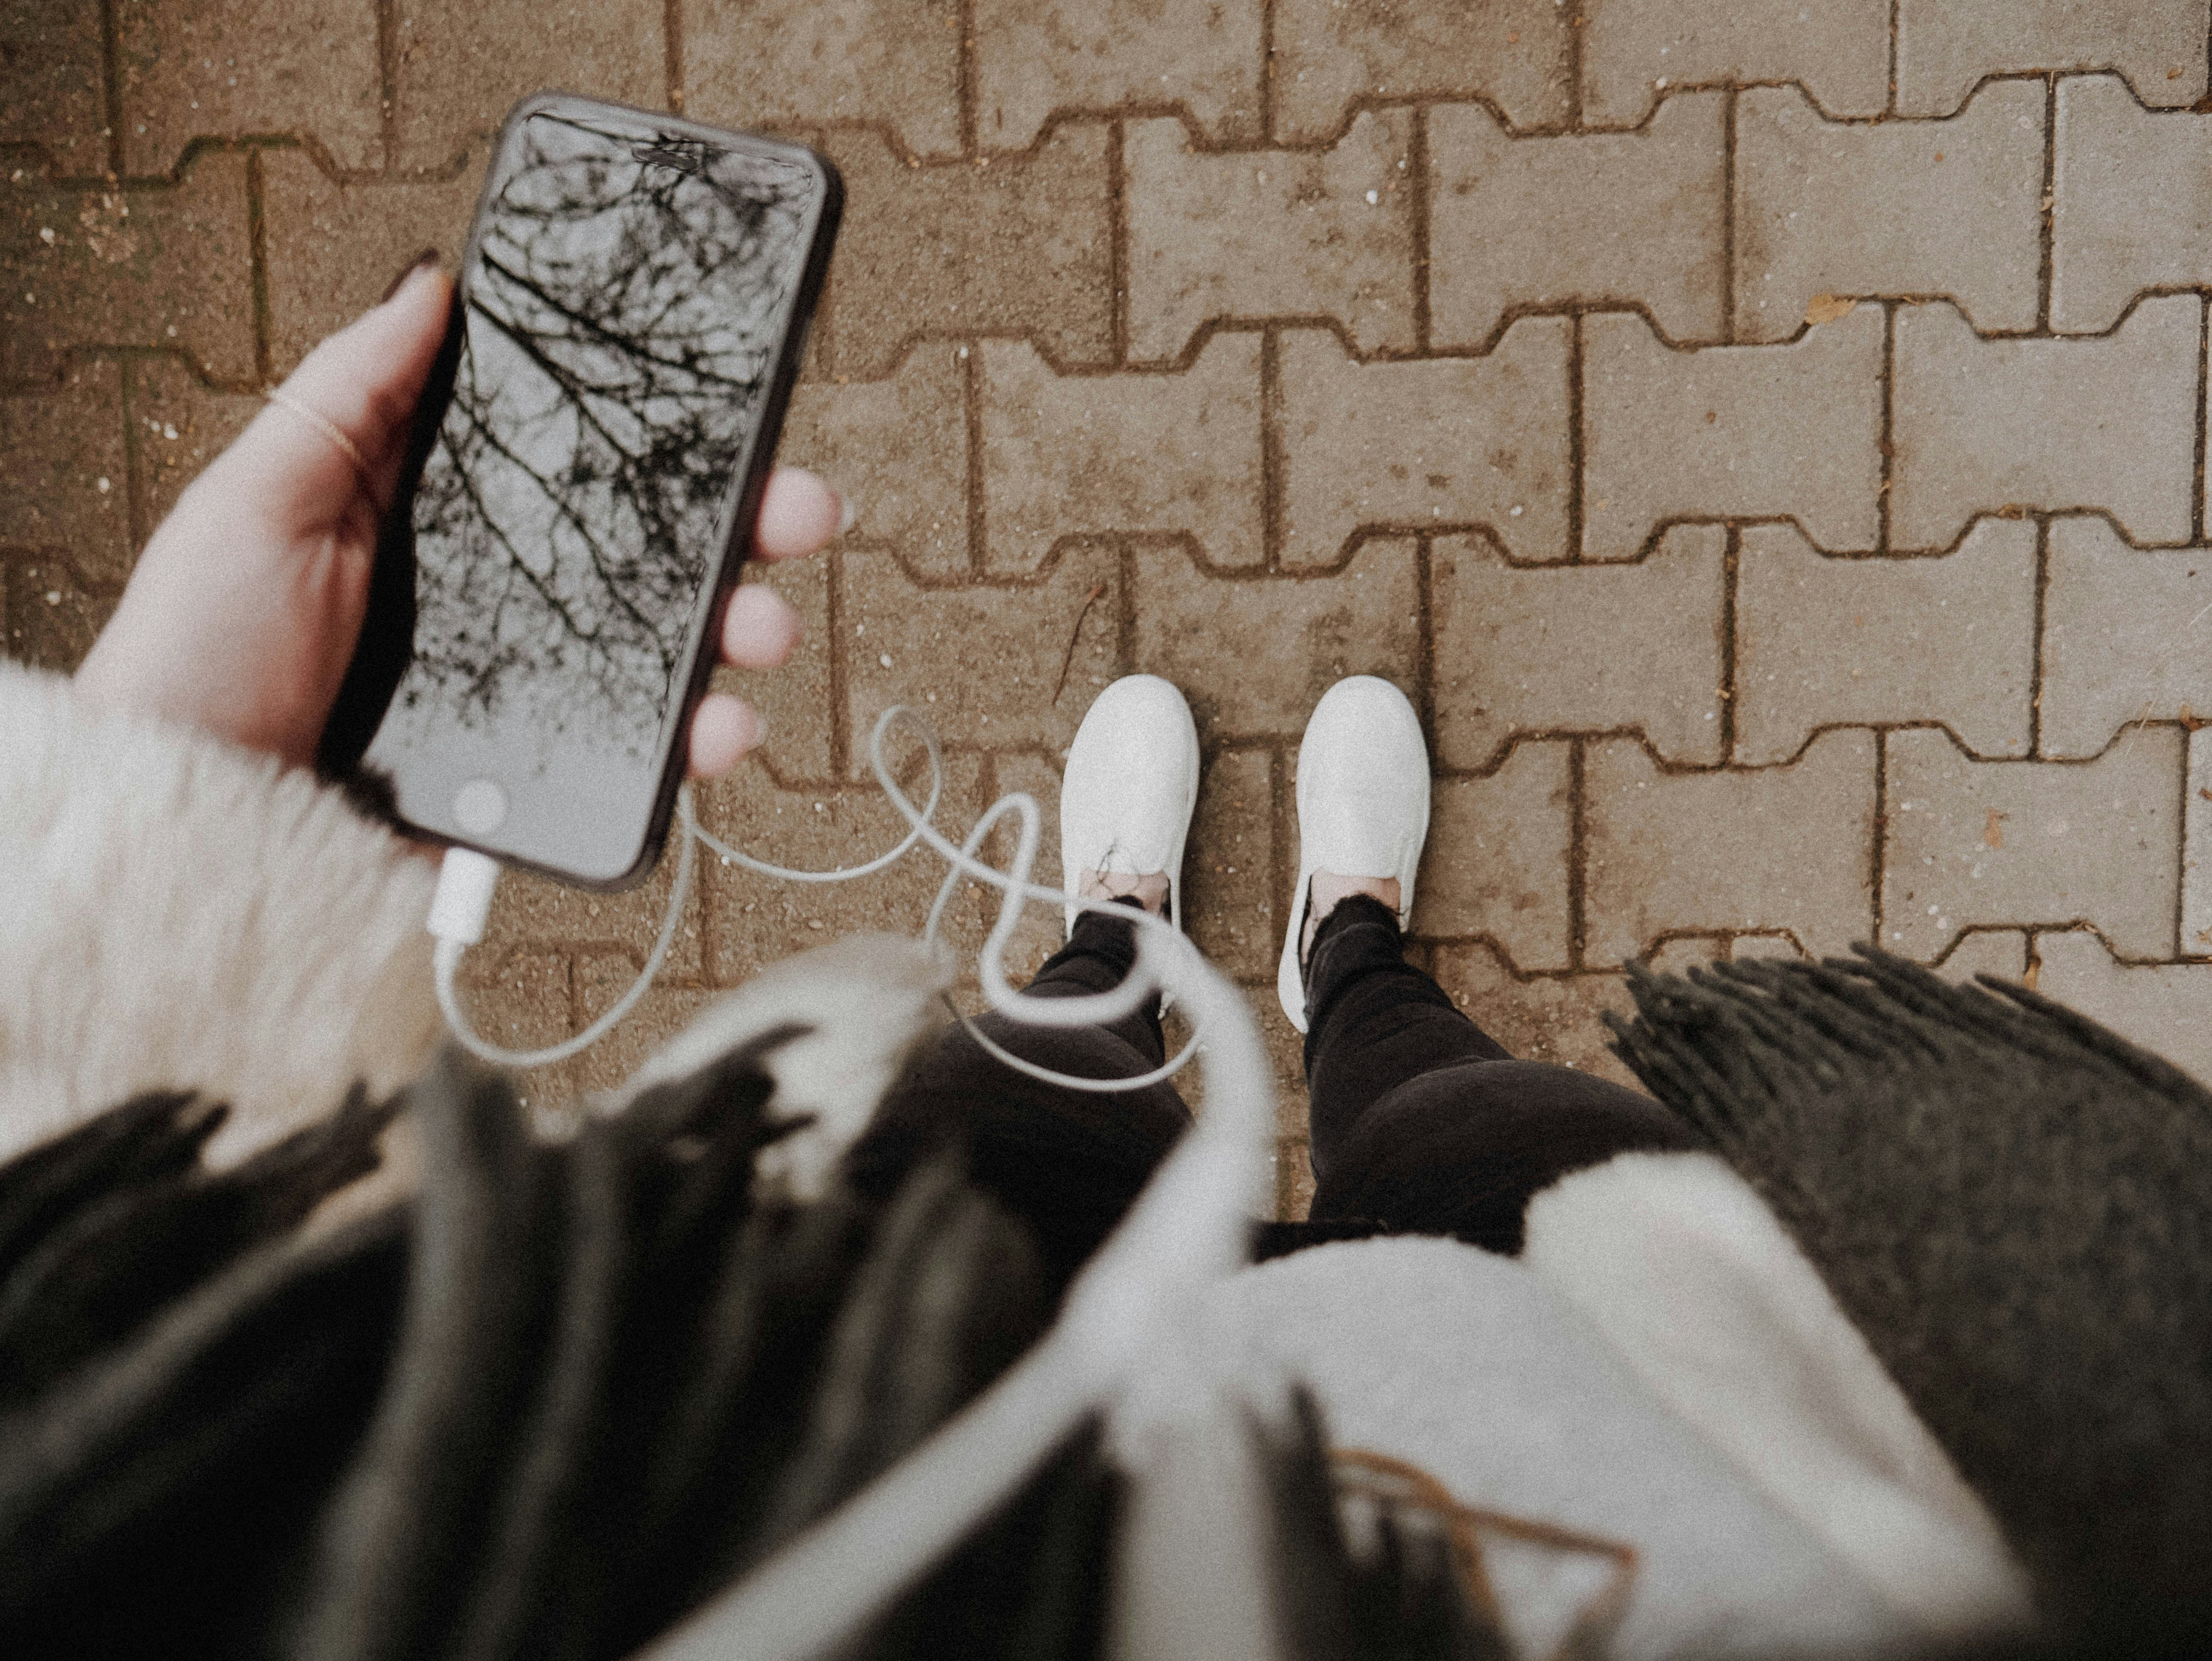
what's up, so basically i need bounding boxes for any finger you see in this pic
[720,582,803,669]
[753,466,843,562]
[236,262,454,514]
[688,693,766,779]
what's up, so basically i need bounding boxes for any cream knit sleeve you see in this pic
[0,661,440,1167]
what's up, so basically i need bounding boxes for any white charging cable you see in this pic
[426,707,1205,1093]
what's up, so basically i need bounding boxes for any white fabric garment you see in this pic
[1525,1150,2037,1637]
[1141,1235,1919,1660]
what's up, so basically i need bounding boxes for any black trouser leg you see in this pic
[1301,894,1701,1254]
[842,904,1191,1298]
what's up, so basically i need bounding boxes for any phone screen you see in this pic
[351,102,835,885]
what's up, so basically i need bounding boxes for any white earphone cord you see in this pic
[426,706,1206,1093]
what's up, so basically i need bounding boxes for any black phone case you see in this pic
[317,91,843,890]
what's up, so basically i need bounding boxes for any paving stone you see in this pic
[1881,724,2182,962]
[1891,297,2200,553]
[1,0,106,159]
[480,839,708,982]
[976,0,1263,149]
[1582,0,1890,127]
[1582,304,1883,562]
[780,343,969,579]
[1646,936,1727,975]
[571,961,718,1097]
[698,750,991,984]
[1431,525,1725,772]
[1271,0,1568,144]
[980,336,1263,574]
[1896,0,2206,119]
[1734,518,2038,766]
[1427,946,1642,1091]
[1734,81,2044,344]
[1168,982,1308,1138]
[1279,319,1570,569]
[1430,91,1726,349]
[1933,930,2032,987]
[1,557,118,672]
[1727,933,1807,962]
[2053,76,2212,335]
[259,146,482,376]
[449,946,578,1107]
[1,153,255,384]
[124,356,260,564]
[1276,1138,1316,1222]
[2039,517,2212,761]
[2032,929,2212,1087]
[1584,729,1879,966]
[1174,983,1312,1219]
[841,543,1122,777]
[2184,728,2212,958]
[822,124,1114,381]
[979,751,1070,988]
[0,362,130,582]
[1125,111,1415,362]
[1416,739,1574,974]
[1130,539,1422,744]
[712,553,834,783]
[117,0,381,175]
[389,0,666,172]
[1185,747,1278,982]
[686,0,961,160]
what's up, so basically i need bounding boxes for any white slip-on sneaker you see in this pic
[1276,676,1431,1032]
[1059,674,1201,938]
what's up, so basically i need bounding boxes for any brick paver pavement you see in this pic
[13,3,2212,1217]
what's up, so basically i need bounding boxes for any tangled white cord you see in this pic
[427,705,1276,1661]
[429,706,1206,1094]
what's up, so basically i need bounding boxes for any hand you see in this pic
[73,256,838,778]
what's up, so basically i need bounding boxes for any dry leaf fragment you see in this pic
[1984,809,2007,850]
[1804,293,1855,326]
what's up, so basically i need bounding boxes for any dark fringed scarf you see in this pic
[0,1041,1511,1661]
[1607,947,2212,1648]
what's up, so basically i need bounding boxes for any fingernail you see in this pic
[836,493,857,537]
[380,248,440,303]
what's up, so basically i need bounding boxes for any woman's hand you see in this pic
[73,254,837,778]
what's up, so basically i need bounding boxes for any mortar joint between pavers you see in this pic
[2028,514,2052,758]
[374,0,400,168]
[1884,0,1900,119]
[1566,735,1588,968]
[661,0,685,114]
[1407,931,1601,981]
[956,0,977,155]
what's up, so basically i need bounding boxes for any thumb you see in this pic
[226,260,456,515]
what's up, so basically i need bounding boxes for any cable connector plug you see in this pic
[427,846,501,946]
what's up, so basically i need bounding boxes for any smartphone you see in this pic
[318,92,841,888]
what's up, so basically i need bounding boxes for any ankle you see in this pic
[1302,873,1400,962]
[1080,869,1168,916]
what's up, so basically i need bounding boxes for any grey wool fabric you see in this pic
[1605,948,2212,1646]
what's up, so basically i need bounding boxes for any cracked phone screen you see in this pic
[362,107,826,883]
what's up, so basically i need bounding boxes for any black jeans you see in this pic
[845,895,1698,1296]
